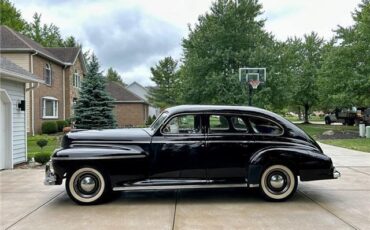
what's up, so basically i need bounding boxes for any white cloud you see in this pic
[12,0,361,86]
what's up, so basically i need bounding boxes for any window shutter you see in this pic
[51,69,54,86]
[41,98,44,118]
[43,67,47,81]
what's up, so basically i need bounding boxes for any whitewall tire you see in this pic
[260,164,297,201]
[66,167,109,205]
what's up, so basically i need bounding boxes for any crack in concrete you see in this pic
[299,190,359,230]
[171,190,179,230]
[5,191,64,230]
[348,167,370,176]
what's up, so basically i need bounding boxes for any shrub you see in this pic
[41,121,58,134]
[34,152,51,165]
[145,116,153,126]
[56,120,68,132]
[36,139,48,149]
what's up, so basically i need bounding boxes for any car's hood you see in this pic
[66,128,151,142]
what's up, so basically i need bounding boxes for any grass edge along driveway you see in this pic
[297,124,369,153]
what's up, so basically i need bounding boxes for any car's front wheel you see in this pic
[66,167,110,205]
[260,164,297,201]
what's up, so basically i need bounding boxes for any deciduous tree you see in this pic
[148,57,179,109]
[105,67,125,86]
[0,0,27,32]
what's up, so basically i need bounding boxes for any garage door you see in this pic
[0,98,5,169]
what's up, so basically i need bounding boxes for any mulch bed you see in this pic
[318,131,359,140]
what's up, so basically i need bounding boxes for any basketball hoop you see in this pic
[249,80,260,89]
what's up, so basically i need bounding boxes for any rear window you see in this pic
[248,116,283,135]
[231,116,248,132]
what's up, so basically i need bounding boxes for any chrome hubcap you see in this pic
[265,170,290,195]
[73,172,101,198]
[80,176,96,193]
[269,174,284,189]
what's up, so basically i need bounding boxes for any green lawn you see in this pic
[283,115,323,122]
[27,134,62,159]
[320,139,370,153]
[297,124,357,139]
[296,124,369,153]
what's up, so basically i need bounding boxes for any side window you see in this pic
[44,63,52,85]
[231,116,248,132]
[248,117,283,135]
[162,114,201,134]
[209,115,229,133]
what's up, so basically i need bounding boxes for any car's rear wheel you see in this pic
[66,167,110,205]
[260,164,297,201]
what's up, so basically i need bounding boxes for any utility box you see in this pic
[366,126,370,138]
[359,124,366,137]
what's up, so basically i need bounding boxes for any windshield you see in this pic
[150,111,169,131]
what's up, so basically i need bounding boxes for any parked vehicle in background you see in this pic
[325,108,357,125]
[356,107,370,125]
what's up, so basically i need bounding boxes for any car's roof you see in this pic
[165,105,276,116]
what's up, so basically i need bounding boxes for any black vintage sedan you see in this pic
[45,105,340,204]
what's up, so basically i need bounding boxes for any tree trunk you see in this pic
[298,107,302,120]
[303,104,310,124]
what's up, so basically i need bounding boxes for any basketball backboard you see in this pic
[238,67,266,88]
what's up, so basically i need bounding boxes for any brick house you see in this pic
[0,26,86,134]
[105,81,149,127]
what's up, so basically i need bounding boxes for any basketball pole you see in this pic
[248,84,253,106]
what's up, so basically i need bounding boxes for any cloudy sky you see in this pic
[13,0,361,86]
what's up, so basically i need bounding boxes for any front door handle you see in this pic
[241,144,249,148]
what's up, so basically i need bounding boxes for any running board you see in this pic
[113,183,251,191]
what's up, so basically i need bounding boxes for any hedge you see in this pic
[34,152,51,165]
[56,120,69,132]
[41,121,58,134]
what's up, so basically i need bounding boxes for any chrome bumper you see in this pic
[333,168,341,179]
[44,161,57,185]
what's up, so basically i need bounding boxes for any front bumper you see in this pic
[44,161,57,185]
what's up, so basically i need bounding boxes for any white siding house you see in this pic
[126,82,160,117]
[0,57,43,169]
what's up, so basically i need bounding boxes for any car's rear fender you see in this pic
[247,147,333,184]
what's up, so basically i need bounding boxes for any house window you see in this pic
[42,97,58,119]
[73,70,81,88]
[44,63,52,85]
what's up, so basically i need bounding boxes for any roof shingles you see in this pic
[0,26,81,65]
[105,81,147,103]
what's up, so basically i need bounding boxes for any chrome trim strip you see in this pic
[70,144,134,149]
[72,140,150,144]
[52,155,146,160]
[249,184,260,188]
[113,183,248,191]
[128,179,210,186]
[151,140,204,144]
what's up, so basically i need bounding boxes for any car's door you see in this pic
[205,114,254,182]
[150,113,207,181]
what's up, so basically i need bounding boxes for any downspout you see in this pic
[30,51,38,136]
[63,65,67,120]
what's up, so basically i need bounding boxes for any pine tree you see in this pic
[73,54,117,129]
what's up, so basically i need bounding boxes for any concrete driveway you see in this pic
[1,143,370,230]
